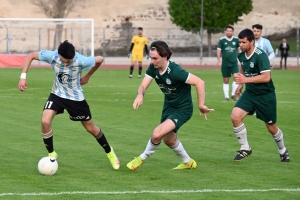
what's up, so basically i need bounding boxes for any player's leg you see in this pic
[284,56,287,69]
[137,54,143,78]
[67,99,120,169]
[41,109,57,159]
[163,131,196,170]
[231,92,253,161]
[255,92,289,162]
[129,53,137,78]
[41,94,63,159]
[280,56,283,69]
[221,66,230,100]
[265,123,289,162]
[126,119,176,170]
[231,65,239,101]
[138,61,143,78]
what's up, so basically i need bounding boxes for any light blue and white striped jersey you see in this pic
[254,37,274,54]
[38,50,95,101]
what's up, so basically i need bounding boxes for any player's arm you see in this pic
[266,40,275,61]
[144,45,149,59]
[80,56,103,85]
[186,74,214,119]
[128,43,134,57]
[133,75,153,110]
[234,58,271,84]
[85,56,104,77]
[18,52,40,91]
[217,49,221,64]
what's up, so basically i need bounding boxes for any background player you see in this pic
[128,27,149,78]
[18,40,120,170]
[217,25,240,101]
[252,24,275,63]
[231,29,289,162]
[126,40,214,170]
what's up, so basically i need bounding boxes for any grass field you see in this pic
[0,68,300,200]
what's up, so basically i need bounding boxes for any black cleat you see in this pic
[233,149,252,162]
[224,98,229,101]
[280,149,290,162]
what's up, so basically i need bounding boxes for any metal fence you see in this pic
[1,25,299,60]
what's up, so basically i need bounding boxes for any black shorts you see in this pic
[43,93,92,121]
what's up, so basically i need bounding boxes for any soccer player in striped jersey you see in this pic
[128,27,149,78]
[231,29,289,162]
[18,40,120,170]
[217,26,240,101]
[252,24,275,61]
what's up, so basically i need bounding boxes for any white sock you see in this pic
[234,123,250,150]
[232,81,238,96]
[140,139,160,161]
[223,83,229,98]
[169,140,191,163]
[272,128,286,154]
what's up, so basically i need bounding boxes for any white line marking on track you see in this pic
[1,188,299,196]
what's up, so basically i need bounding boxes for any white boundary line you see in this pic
[1,188,300,196]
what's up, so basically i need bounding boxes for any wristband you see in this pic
[20,73,27,79]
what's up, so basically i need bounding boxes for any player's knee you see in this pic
[152,129,163,142]
[231,112,241,125]
[41,118,51,129]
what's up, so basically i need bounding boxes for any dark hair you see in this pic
[226,25,234,31]
[150,40,173,60]
[138,27,143,30]
[58,40,75,59]
[252,24,263,30]
[238,29,255,42]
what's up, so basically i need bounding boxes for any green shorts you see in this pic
[160,105,193,133]
[221,64,239,78]
[234,91,277,124]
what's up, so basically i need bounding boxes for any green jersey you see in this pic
[217,36,240,66]
[146,61,192,109]
[237,47,275,95]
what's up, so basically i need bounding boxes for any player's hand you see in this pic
[133,94,144,110]
[18,79,27,91]
[217,59,221,65]
[128,53,131,58]
[199,105,214,120]
[234,73,247,84]
[80,75,90,85]
[235,84,243,97]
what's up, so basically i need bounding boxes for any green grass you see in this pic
[0,68,300,200]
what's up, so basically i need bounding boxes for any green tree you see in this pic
[168,0,253,56]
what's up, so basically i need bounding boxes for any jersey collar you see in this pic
[159,61,170,75]
[245,47,256,59]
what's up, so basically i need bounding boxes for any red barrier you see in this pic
[0,54,27,67]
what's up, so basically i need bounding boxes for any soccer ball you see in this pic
[38,156,58,176]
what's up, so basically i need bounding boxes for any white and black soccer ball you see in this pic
[38,156,58,176]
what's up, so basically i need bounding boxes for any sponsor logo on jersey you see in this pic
[225,46,235,52]
[57,73,76,84]
[166,78,171,85]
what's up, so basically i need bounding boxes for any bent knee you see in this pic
[41,118,51,128]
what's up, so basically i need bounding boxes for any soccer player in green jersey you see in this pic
[231,29,289,162]
[126,41,214,170]
[217,25,240,101]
